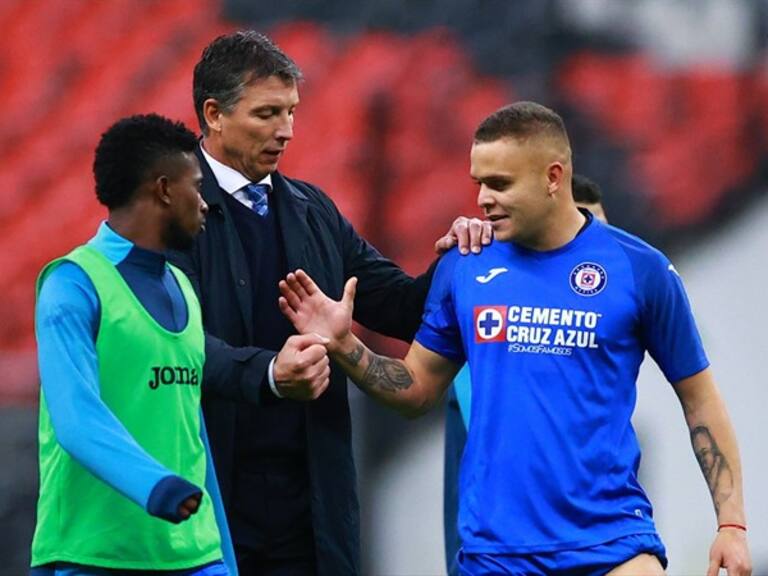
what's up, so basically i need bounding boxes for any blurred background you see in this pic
[1,0,767,573]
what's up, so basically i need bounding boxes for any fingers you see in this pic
[441,216,491,256]
[274,353,331,401]
[279,280,302,311]
[299,343,329,365]
[295,269,319,295]
[467,218,484,253]
[284,271,309,300]
[453,217,471,255]
[706,558,719,576]
[288,332,330,350]
[178,494,201,521]
[278,296,298,324]
[342,277,357,307]
[481,219,493,245]
[434,234,456,255]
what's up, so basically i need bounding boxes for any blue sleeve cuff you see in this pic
[147,475,202,524]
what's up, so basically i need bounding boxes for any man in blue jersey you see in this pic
[442,172,609,576]
[32,114,235,574]
[276,102,751,575]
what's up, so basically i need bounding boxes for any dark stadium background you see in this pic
[1,0,766,572]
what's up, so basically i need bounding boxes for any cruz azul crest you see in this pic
[569,262,607,297]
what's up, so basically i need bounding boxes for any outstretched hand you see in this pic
[707,528,751,576]
[279,269,357,352]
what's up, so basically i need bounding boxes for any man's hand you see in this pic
[434,216,493,256]
[279,270,356,354]
[272,332,332,400]
[177,493,201,522]
[707,528,751,576]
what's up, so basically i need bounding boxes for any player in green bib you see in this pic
[31,114,235,574]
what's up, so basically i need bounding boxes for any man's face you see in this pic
[471,137,555,245]
[164,152,208,250]
[214,76,299,181]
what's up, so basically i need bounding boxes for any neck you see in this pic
[522,206,587,252]
[108,210,165,253]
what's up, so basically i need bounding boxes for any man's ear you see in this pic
[546,162,564,196]
[203,98,223,134]
[154,174,172,206]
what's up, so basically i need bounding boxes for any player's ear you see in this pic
[153,174,172,206]
[546,162,564,196]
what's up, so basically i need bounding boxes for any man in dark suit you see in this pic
[169,31,488,576]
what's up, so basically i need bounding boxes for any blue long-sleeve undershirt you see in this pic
[35,222,235,573]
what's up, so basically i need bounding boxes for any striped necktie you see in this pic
[244,183,269,217]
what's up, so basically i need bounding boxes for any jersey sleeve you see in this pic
[635,253,710,383]
[415,251,465,364]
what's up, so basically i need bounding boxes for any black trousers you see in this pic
[235,545,316,576]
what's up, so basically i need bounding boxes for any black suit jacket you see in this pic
[168,150,433,575]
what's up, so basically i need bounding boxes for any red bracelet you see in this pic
[718,523,747,532]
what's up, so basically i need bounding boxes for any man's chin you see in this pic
[490,225,513,243]
[164,229,197,251]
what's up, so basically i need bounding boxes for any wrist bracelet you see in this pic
[718,523,747,532]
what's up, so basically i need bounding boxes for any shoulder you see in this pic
[39,260,93,294]
[276,172,342,220]
[37,260,98,321]
[431,245,499,292]
[277,173,332,204]
[596,224,683,308]
[600,224,670,273]
[434,247,464,277]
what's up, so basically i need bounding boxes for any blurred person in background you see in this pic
[168,30,489,576]
[31,114,234,575]
[277,101,751,576]
[571,173,607,224]
[442,172,609,575]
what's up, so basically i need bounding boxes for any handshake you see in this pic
[271,270,358,401]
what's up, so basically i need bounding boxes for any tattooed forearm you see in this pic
[691,425,734,515]
[344,343,365,367]
[361,352,413,392]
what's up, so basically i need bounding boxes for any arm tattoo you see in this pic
[691,425,734,515]
[362,352,413,392]
[344,343,364,367]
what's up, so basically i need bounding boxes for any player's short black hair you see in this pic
[193,30,303,135]
[93,113,198,210]
[572,174,603,205]
[474,101,569,146]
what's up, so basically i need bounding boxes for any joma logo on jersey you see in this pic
[148,366,199,390]
[474,306,507,343]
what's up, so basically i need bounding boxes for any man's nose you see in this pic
[275,114,294,141]
[477,185,493,208]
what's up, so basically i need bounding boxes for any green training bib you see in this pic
[31,245,221,570]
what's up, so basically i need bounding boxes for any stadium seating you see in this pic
[2,2,766,402]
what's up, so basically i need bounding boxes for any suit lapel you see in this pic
[196,148,255,341]
[273,172,310,273]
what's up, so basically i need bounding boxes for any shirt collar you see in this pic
[88,222,167,273]
[200,143,272,194]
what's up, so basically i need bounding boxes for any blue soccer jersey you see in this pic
[416,215,709,554]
